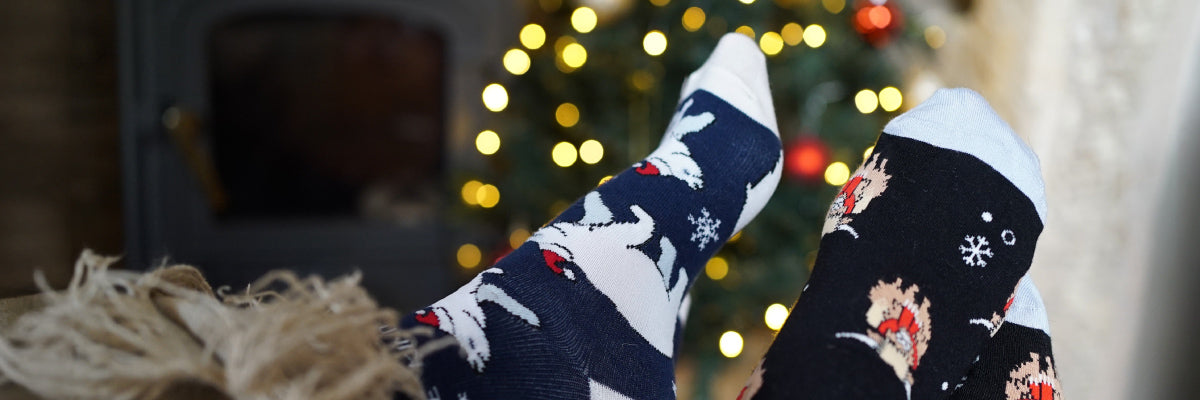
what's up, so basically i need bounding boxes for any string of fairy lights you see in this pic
[456,0,948,360]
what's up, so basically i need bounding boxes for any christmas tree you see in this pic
[454,0,935,396]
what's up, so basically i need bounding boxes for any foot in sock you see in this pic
[404,33,782,399]
[740,88,1047,400]
[949,275,1064,399]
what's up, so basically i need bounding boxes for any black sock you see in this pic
[949,275,1064,399]
[740,88,1047,400]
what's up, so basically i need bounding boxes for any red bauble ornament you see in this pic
[853,0,904,48]
[784,136,830,182]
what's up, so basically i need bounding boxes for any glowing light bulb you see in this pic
[457,244,481,268]
[822,0,845,13]
[705,257,729,280]
[879,86,903,112]
[925,25,947,49]
[477,184,500,208]
[562,43,588,68]
[503,48,530,75]
[781,22,804,46]
[482,83,508,112]
[519,24,546,50]
[764,303,789,330]
[579,139,604,164]
[682,7,706,32]
[735,25,755,39]
[643,31,667,56]
[803,25,827,48]
[759,31,784,55]
[855,89,879,114]
[556,103,580,127]
[461,180,482,205]
[475,130,501,155]
[509,229,530,249]
[825,162,850,186]
[719,331,744,358]
[552,142,578,167]
[571,7,597,33]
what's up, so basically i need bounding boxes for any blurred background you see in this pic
[0,0,1197,398]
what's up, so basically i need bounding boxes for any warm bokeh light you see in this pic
[643,30,667,56]
[631,70,655,91]
[503,48,530,75]
[855,89,879,113]
[719,331,744,358]
[925,25,947,49]
[556,103,580,127]
[879,86,903,112]
[705,257,729,280]
[735,25,755,39]
[482,83,508,112]
[457,244,481,269]
[738,0,755,4]
[729,231,742,243]
[476,130,501,155]
[571,7,597,33]
[863,145,875,160]
[477,184,501,208]
[781,22,804,46]
[867,5,892,29]
[552,142,578,167]
[803,24,827,48]
[825,162,850,186]
[649,0,669,6]
[461,180,482,205]
[682,7,706,32]
[765,303,789,330]
[519,24,546,50]
[822,0,845,14]
[598,175,613,186]
[562,43,588,68]
[579,139,604,164]
[759,31,784,55]
[509,229,531,249]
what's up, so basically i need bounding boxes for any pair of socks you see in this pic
[401,34,1061,400]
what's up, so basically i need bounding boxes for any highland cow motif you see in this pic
[835,279,932,398]
[1006,353,1061,400]
[822,153,892,238]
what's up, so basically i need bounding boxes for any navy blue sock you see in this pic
[404,34,782,399]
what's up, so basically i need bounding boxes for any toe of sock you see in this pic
[883,88,1047,223]
[680,33,778,135]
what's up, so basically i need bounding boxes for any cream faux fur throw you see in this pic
[0,250,443,400]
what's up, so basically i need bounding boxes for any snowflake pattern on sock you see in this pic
[959,235,994,267]
[688,208,721,251]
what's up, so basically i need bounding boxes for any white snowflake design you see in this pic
[688,208,722,251]
[959,235,994,267]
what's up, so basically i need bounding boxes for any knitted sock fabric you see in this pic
[403,34,782,400]
[948,275,1064,399]
[740,88,1047,400]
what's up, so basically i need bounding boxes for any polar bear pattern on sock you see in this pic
[531,192,689,357]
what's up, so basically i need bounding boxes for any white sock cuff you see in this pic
[1004,273,1051,335]
[678,33,779,135]
[883,88,1047,223]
